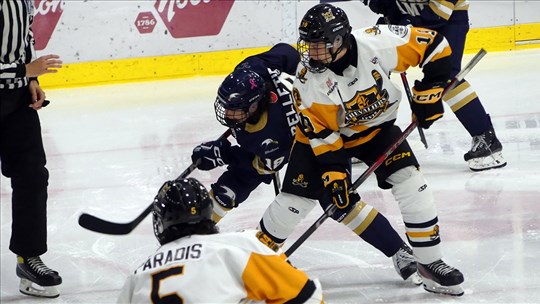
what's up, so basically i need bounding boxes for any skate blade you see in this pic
[407,272,423,286]
[468,151,507,171]
[19,278,60,298]
[422,279,464,296]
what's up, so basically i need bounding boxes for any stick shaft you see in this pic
[78,129,232,234]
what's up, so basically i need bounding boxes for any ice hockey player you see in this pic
[363,0,506,171]
[259,3,464,296]
[116,178,324,303]
[190,43,421,284]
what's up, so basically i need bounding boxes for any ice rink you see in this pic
[2,48,540,303]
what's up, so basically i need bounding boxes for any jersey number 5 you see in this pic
[151,265,185,303]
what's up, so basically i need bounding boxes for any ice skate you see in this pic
[464,125,507,171]
[16,256,62,298]
[417,259,464,296]
[392,243,422,285]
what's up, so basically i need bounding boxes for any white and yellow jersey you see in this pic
[117,230,323,304]
[293,25,451,157]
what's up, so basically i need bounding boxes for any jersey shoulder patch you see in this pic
[387,25,409,38]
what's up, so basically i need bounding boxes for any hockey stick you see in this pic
[284,120,418,257]
[272,171,281,195]
[284,48,487,257]
[400,72,428,149]
[78,129,232,235]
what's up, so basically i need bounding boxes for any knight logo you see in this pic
[292,174,308,188]
[32,0,65,50]
[343,71,392,125]
[430,225,440,241]
[297,67,307,84]
[154,0,234,39]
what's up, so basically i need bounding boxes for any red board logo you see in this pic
[32,0,64,50]
[154,0,234,38]
[135,12,157,34]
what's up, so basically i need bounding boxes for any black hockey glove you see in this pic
[411,80,446,129]
[322,171,351,209]
[191,138,231,171]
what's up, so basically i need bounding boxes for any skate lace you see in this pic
[27,257,55,275]
[428,260,456,275]
[470,134,488,152]
[395,246,415,268]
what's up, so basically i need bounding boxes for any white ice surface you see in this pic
[2,49,540,303]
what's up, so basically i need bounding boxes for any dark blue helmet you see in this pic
[214,69,266,128]
[298,3,352,72]
[152,178,216,244]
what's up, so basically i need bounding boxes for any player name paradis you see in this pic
[140,243,202,272]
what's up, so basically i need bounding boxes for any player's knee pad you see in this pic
[339,200,380,235]
[387,166,437,223]
[258,192,317,243]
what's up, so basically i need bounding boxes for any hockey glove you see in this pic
[191,139,231,171]
[411,80,446,129]
[322,171,351,209]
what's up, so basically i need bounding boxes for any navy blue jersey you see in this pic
[369,0,469,30]
[226,43,300,174]
[210,43,300,209]
[367,0,469,78]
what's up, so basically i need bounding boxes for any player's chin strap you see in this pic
[78,129,232,235]
[284,48,487,258]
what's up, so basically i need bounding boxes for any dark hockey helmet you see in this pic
[152,178,216,245]
[214,69,266,128]
[298,3,352,72]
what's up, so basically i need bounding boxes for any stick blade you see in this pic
[78,213,135,235]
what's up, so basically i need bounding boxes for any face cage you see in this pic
[214,98,250,129]
[297,38,335,73]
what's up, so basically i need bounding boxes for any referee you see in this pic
[1,0,63,298]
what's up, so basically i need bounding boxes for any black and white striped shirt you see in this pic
[0,0,36,89]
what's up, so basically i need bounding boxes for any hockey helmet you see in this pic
[297,3,352,72]
[152,178,215,244]
[214,69,266,128]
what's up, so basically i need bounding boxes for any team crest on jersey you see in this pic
[292,174,308,188]
[388,25,408,38]
[364,26,381,35]
[261,138,279,155]
[343,70,391,125]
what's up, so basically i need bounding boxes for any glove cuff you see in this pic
[322,171,347,187]
[412,86,444,104]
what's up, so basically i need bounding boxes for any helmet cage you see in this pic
[214,69,266,128]
[297,4,351,73]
